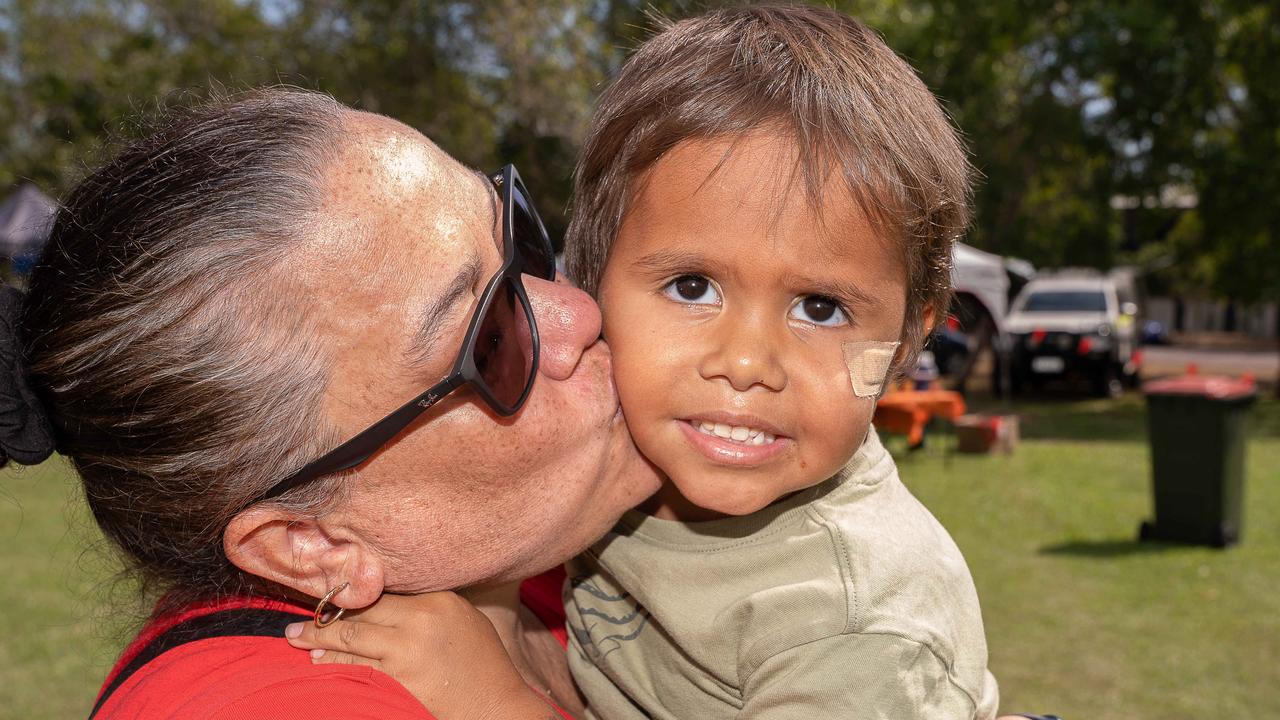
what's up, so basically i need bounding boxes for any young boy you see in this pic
[292,5,997,718]
[557,6,995,718]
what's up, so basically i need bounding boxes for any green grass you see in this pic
[898,395,1280,719]
[3,396,1278,719]
[0,457,129,720]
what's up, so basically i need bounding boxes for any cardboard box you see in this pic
[955,414,1019,454]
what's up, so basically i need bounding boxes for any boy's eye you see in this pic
[662,275,721,305]
[790,295,848,327]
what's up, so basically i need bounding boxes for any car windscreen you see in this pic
[1020,290,1108,313]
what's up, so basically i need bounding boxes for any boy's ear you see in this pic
[888,305,940,374]
[922,305,938,335]
[224,505,386,611]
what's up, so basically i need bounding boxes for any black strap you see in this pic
[89,607,309,719]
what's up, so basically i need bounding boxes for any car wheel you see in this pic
[1125,367,1141,389]
[1010,369,1026,396]
[1093,366,1124,398]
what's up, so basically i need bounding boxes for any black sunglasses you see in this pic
[253,165,555,504]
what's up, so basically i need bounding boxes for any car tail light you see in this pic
[1031,329,1047,347]
[1077,336,1093,354]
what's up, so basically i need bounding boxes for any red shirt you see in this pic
[94,568,570,719]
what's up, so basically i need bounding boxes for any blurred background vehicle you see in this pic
[1142,319,1171,346]
[924,317,971,379]
[0,184,57,285]
[926,243,1037,395]
[1006,269,1142,397]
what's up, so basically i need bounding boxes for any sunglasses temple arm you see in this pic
[328,374,467,473]
[263,375,466,498]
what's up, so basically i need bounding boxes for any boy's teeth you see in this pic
[695,420,776,445]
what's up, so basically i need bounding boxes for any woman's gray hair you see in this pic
[19,88,349,611]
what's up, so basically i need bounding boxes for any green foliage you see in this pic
[0,0,1275,299]
[839,0,1279,300]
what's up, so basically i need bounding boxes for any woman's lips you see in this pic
[677,419,789,466]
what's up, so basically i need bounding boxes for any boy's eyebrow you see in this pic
[631,249,724,275]
[787,274,878,310]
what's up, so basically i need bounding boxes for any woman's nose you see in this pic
[523,273,603,381]
[697,313,788,393]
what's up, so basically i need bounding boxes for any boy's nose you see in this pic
[523,273,603,381]
[697,313,788,393]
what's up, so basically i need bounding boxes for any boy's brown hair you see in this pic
[565,3,973,361]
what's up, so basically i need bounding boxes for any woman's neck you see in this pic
[460,580,584,715]
[460,580,520,627]
[459,580,529,668]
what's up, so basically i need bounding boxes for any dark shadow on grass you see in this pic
[1039,538,1190,557]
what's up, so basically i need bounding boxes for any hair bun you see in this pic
[0,286,55,466]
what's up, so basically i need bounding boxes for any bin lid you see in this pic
[1143,374,1257,400]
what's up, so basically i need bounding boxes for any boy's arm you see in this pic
[739,633,994,720]
[285,592,570,720]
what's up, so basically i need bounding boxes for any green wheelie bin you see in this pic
[1139,374,1257,548]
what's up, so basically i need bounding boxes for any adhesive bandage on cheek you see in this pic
[842,341,901,398]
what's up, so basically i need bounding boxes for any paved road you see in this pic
[1140,345,1279,380]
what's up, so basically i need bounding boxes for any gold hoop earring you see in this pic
[313,582,349,628]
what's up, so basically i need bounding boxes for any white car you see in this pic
[1005,271,1141,396]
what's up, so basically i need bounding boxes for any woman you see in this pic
[1,88,659,718]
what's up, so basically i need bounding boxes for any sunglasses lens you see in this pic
[511,183,555,280]
[473,276,535,410]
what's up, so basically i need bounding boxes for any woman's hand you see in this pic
[285,591,563,720]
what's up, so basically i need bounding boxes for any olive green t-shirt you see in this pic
[565,428,998,719]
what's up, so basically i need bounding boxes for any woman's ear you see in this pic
[224,505,386,611]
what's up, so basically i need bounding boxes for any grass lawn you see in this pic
[899,394,1280,719]
[3,395,1278,719]
[1,456,127,720]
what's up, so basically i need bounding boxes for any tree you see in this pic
[2,0,1276,318]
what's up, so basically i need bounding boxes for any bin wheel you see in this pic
[1138,520,1155,541]
[1211,523,1238,549]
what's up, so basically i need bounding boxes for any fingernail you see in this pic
[285,623,302,639]
[311,648,326,659]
